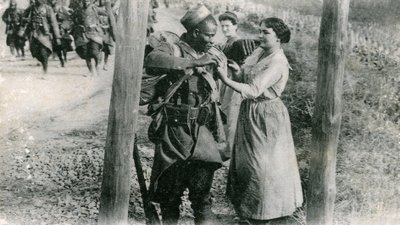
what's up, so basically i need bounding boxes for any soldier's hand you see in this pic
[193,54,217,67]
[56,38,61,46]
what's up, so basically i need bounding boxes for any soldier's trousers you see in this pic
[156,160,216,225]
[30,38,50,63]
[75,41,102,60]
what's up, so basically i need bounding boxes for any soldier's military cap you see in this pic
[180,4,211,31]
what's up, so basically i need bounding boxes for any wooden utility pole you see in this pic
[306,0,349,225]
[98,0,149,224]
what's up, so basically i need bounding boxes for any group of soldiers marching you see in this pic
[2,0,122,74]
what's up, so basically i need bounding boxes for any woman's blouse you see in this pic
[237,47,291,100]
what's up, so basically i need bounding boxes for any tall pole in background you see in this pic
[98,0,149,224]
[306,0,349,225]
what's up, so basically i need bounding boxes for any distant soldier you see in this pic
[111,0,120,18]
[23,0,61,73]
[164,0,169,8]
[150,0,159,22]
[50,0,74,67]
[147,2,156,36]
[2,0,26,57]
[98,1,117,71]
[71,0,109,75]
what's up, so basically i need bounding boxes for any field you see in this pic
[0,0,399,225]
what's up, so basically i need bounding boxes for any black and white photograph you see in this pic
[0,0,399,224]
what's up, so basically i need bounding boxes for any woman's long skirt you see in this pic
[227,98,303,220]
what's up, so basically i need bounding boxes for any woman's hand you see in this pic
[216,63,228,81]
[228,59,240,73]
[227,60,241,81]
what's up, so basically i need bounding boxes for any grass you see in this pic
[279,19,400,225]
[234,9,399,224]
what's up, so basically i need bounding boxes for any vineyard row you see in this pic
[165,0,400,67]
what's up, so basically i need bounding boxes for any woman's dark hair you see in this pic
[218,11,238,25]
[260,17,291,43]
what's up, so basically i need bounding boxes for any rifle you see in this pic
[133,135,161,225]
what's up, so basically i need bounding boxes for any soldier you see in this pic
[150,0,159,23]
[2,0,26,57]
[23,0,61,73]
[144,4,229,225]
[98,1,116,71]
[164,0,169,8]
[50,0,73,67]
[147,3,156,37]
[71,0,109,75]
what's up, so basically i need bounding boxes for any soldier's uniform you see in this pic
[99,13,114,58]
[147,5,156,36]
[2,1,26,56]
[71,2,107,61]
[23,2,61,65]
[144,5,228,225]
[52,3,73,53]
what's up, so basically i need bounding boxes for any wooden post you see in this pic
[306,0,349,225]
[98,0,149,224]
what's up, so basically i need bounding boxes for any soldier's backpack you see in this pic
[140,30,180,106]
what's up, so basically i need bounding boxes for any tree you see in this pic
[306,0,350,225]
[98,0,149,224]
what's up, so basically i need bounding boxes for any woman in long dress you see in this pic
[216,17,303,224]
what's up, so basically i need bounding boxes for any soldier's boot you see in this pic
[191,194,217,225]
[42,60,48,74]
[63,50,67,63]
[56,50,64,67]
[86,59,94,73]
[10,46,15,56]
[95,52,102,72]
[160,200,180,225]
[37,45,51,73]
[20,48,25,58]
[86,59,97,76]
[103,54,109,71]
